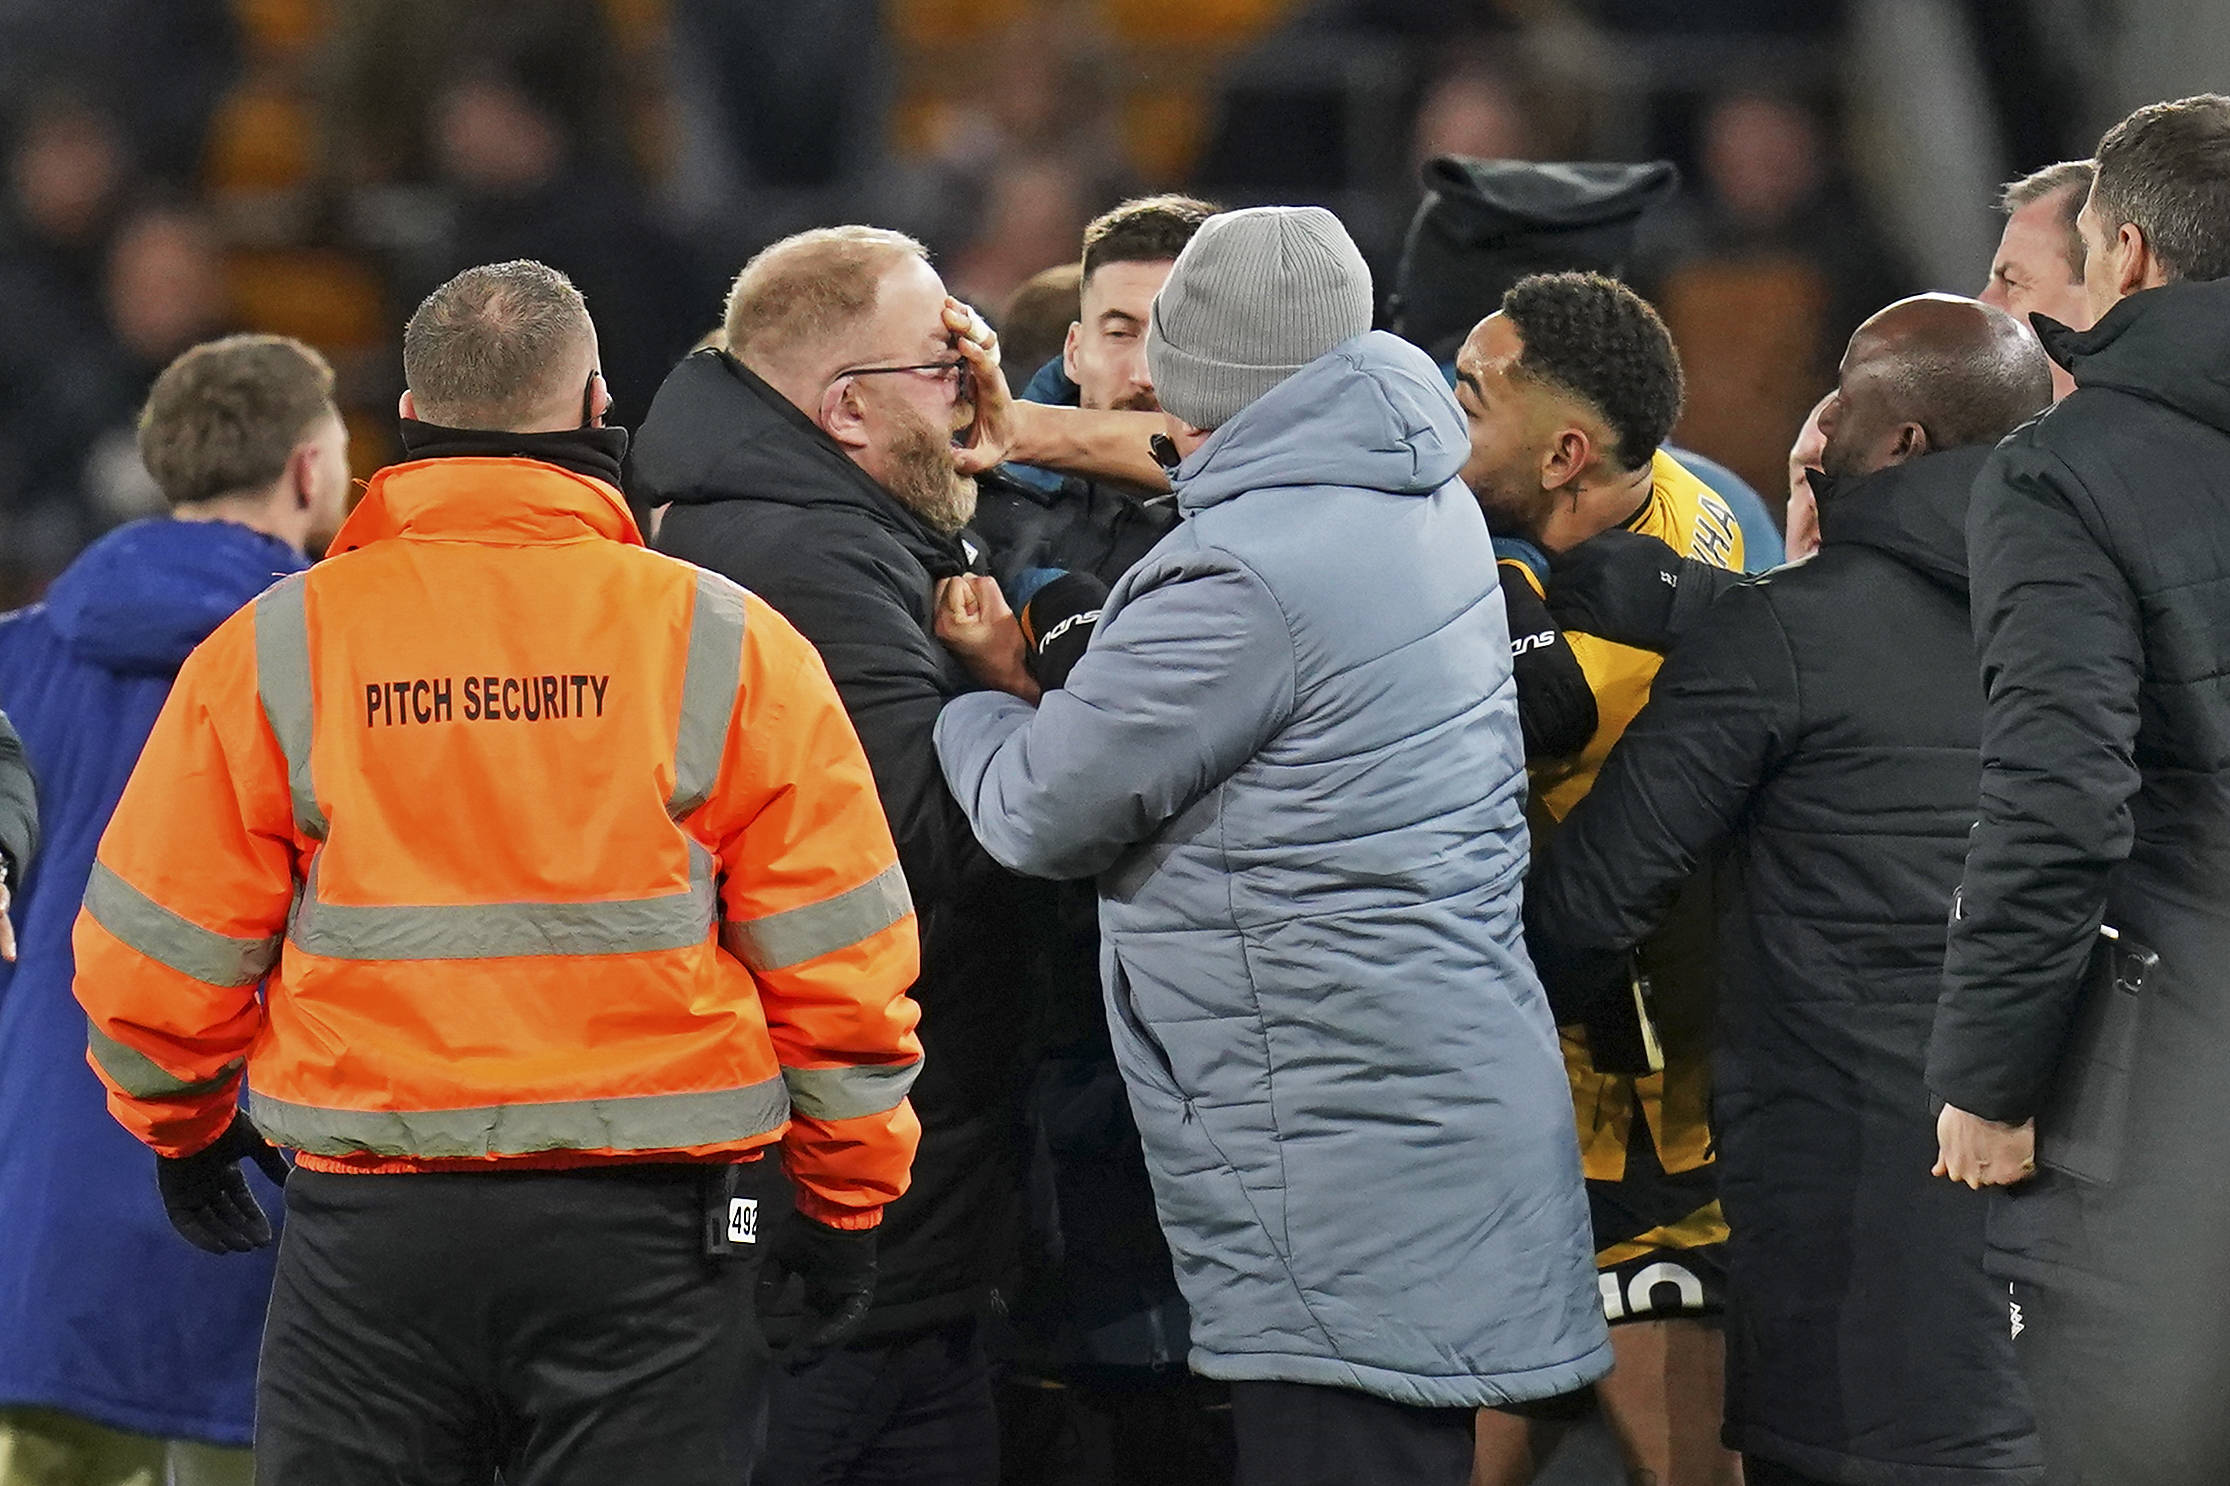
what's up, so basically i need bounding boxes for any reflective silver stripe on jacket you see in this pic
[86,1023,245,1100]
[667,569,748,819]
[782,1060,920,1122]
[288,844,719,962]
[82,860,280,987]
[254,573,326,841]
[249,1076,791,1159]
[721,863,913,972]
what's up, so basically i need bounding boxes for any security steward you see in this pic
[73,260,925,1485]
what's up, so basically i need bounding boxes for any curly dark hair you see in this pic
[1499,272,1684,472]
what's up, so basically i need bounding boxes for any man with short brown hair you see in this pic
[0,332,348,1486]
[1930,92,2230,1484]
[1982,159,2096,399]
[400,257,605,430]
[975,193,1217,594]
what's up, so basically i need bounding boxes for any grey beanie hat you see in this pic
[1146,205,1374,431]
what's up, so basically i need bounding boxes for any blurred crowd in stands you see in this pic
[0,0,2110,604]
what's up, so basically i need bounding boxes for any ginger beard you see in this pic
[881,392,979,536]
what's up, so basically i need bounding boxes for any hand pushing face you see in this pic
[943,298,1016,478]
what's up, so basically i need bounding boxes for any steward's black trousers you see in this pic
[256,1162,775,1485]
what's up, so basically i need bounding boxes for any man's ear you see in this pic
[2122,222,2170,294]
[1061,321,1082,385]
[398,389,417,421]
[1892,421,1931,463]
[1540,425,1594,492]
[289,442,317,509]
[819,378,871,451]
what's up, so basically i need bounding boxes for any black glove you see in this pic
[1546,528,1740,653]
[1522,905,1629,1030]
[1018,570,1109,692]
[1500,566,1597,761]
[757,1212,878,1371]
[156,1113,290,1254]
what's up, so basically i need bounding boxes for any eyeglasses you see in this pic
[828,357,970,390]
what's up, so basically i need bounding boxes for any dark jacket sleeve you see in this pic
[1501,560,1598,760]
[671,510,995,911]
[1546,527,1748,653]
[1928,442,2143,1123]
[0,707,35,885]
[1527,581,1799,1001]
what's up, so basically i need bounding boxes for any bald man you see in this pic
[1523,295,2051,1486]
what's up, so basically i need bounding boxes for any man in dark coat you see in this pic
[1925,94,2230,1485]
[971,194,1212,603]
[968,194,1238,1484]
[1527,294,2053,1486]
[632,225,1026,1485]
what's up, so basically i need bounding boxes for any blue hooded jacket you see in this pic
[937,332,1610,1407]
[0,518,304,1445]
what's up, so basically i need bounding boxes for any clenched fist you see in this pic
[935,575,1039,703]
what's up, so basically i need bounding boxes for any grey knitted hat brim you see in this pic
[1143,317,1319,432]
[1146,205,1374,431]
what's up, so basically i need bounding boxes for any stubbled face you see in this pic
[302,408,353,550]
[1453,313,1559,540]
[842,257,979,532]
[1982,190,2093,333]
[1065,258,1170,412]
[1816,324,1910,481]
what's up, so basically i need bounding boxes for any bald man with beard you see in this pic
[1524,295,2053,1486]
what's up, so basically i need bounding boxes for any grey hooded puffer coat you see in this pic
[936,330,1609,1408]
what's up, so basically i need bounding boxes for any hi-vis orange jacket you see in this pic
[73,455,924,1228]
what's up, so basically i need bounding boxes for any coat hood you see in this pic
[1814,444,1991,598]
[1172,331,1469,513]
[2041,277,2230,436]
[633,348,967,573]
[41,518,305,677]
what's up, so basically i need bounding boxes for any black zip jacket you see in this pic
[634,348,1046,1340]
[1924,282,2230,1481]
[1529,446,2041,1485]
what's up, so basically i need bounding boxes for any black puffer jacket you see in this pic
[1529,446,2041,1485]
[635,348,1047,1340]
[1927,280,2230,1480]
[970,466,1177,606]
